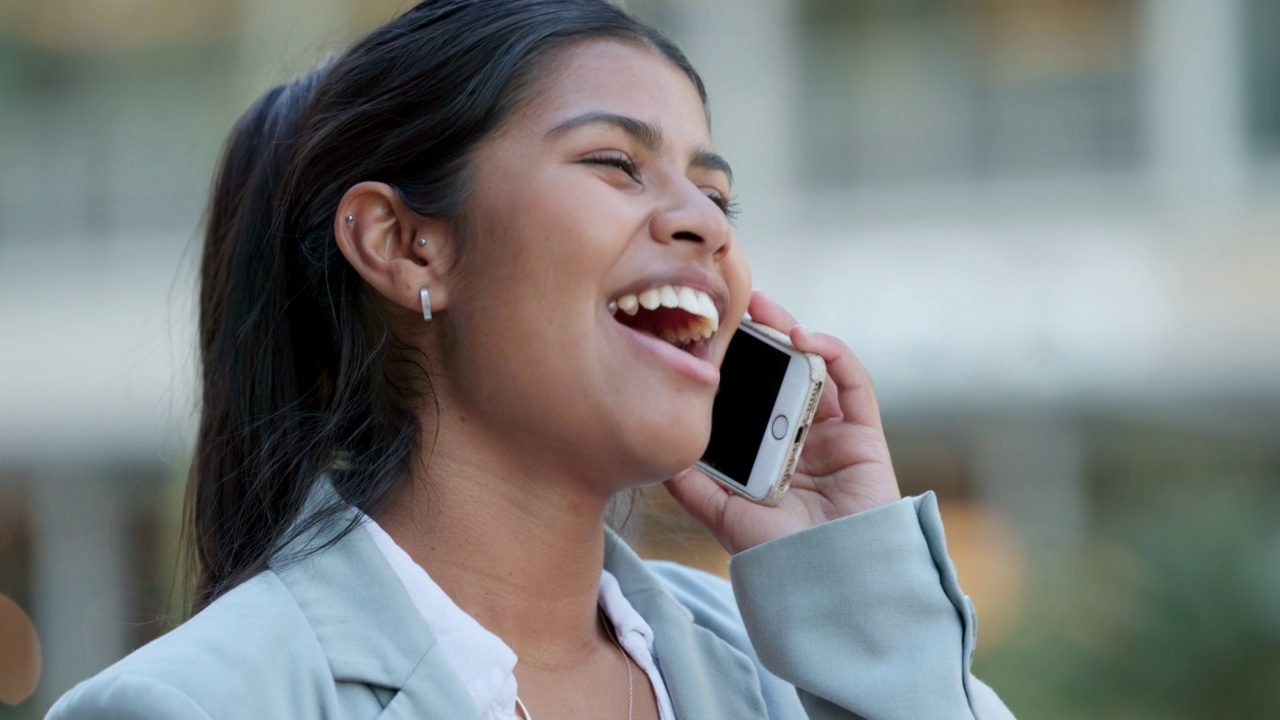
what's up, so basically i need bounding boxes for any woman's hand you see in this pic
[664,290,902,555]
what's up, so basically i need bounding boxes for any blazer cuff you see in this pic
[728,492,979,718]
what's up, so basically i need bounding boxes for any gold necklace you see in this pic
[514,606,634,720]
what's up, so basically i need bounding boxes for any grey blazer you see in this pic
[47,492,1014,719]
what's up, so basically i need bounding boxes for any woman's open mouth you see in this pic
[609,284,719,363]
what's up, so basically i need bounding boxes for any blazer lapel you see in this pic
[376,644,482,720]
[270,485,479,718]
[272,483,768,719]
[604,532,770,719]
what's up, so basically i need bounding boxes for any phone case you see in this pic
[713,321,827,506]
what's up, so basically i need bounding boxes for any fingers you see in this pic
[790,325,883,432]
[663,469,731,544]
[749,290,839,421]
[746,290,799,333]
[748,289,882,430]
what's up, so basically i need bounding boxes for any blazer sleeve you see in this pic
[46,673,214,720]
[728,492,1016,720]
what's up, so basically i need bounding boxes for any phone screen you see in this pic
[701,328,791,484]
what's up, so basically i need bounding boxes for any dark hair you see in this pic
[188,0,706,612]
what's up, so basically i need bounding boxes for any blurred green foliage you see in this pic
[979,428,1280,719]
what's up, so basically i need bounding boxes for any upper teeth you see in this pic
[611,284,721,342]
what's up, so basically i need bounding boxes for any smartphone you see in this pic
[696,320,826,505]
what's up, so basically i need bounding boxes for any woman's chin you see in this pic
[634,427,710,481]
[598,404,712,483]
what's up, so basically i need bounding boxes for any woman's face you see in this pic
[438,39,750,486]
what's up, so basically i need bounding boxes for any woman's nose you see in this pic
[648,185,731,260]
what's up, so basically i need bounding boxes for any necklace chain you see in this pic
[514,607,635,720]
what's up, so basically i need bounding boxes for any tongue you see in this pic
[615,306,698,340]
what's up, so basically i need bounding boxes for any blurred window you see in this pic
[0,0,236,53]
[0,0,239,243]
[0,489,32,621]
[1246,0,1280,157]
[798,0,1141,187]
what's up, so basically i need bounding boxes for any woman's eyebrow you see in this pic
[548,111,734,185]
[548,111,662,150]
[691,147,734,186]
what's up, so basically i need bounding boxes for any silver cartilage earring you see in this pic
[420,287,433,322]
[416,237,428,247]
[345,214,355,224]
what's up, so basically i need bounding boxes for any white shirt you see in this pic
[360,515,678,720]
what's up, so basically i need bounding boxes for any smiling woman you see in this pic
[45,1,1015,719]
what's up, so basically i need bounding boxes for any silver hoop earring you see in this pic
[420,287,433,322]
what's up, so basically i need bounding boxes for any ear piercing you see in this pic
[418,242,432,321]
[345,214,355,224]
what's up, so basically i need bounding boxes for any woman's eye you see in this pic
[584,155,641,182]
[706,190,740,221]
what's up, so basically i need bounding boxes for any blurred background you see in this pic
[1,0,1278,717]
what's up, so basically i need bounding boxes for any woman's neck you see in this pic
[374,409,618,668]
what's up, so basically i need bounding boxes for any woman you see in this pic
[49,1,1015,718]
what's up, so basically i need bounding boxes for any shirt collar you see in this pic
[359,513,672,720]
[360,513,519,717]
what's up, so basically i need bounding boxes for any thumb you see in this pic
[663,468,732,550]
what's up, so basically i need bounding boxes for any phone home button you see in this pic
[771,414,789,440]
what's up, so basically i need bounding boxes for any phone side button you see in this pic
[771,415,788,440]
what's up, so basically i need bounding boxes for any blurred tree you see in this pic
[979,461,1280,718]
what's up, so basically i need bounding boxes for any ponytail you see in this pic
[190,69,338,610]
[190,61,430,611]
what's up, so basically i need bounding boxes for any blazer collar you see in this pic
[604,530,770,719]
[269,481,764,718]
[268,482,479,717]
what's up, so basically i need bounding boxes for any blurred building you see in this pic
[1,0,1277,716]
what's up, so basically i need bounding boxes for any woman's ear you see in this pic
[333,181,456,317]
